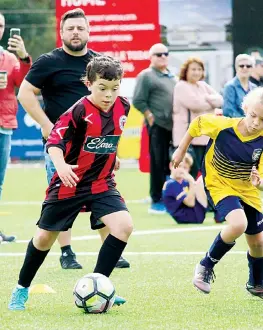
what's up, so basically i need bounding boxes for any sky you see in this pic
[159,0,232,27]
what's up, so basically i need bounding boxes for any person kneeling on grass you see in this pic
[162,153,207,224]
[172,87,263,298]
[8,55,133,311]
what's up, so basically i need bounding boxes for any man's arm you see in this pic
[17,80,53,139]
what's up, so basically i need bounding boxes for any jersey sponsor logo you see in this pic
[83,135,120,154]
[252,148,262,162]
[119,115,127,131]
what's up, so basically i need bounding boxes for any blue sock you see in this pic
[247,252,263,286]
[200,233,235,269]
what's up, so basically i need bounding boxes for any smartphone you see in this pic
[10,28,21,38]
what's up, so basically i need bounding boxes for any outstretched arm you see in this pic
[171,132,193,168]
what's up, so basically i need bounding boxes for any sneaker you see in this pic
[0,231,16,242]
[113,295,126,306]
[115,256,130,269]
[193,263,216,294]
[246,282,263,299]
[148,202,166,215]
[8,287,29,311]
[60,251,82,269]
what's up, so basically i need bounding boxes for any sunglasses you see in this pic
[153,52,169,57]
[239,64,252,68]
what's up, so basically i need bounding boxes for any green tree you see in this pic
[0,0,56,60]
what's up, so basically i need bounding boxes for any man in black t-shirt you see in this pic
[17,8,129,270]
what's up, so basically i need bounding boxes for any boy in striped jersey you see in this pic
[9,56,133,311]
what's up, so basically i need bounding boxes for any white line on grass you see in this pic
[0,199,149,206]
[0,251,247,257]
[8,225,225,244]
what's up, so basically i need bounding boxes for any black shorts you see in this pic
[37,189,128,231]
[215,196,263,235]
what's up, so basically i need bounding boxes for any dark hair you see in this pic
[83,56,124,84]
[179,57,205,81]
[60,8,89,30]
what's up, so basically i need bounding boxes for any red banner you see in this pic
[56,0,160,77]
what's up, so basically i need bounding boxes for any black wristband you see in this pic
[20,55,30,63]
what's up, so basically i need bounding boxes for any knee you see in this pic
[124,221,134,237]
[34,230,54,250]
[249,238,263,252]
[230,221,247,237]
[119,221,133,238]
[111,219,133,241]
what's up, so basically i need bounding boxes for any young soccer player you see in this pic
[172,87,263,298]
[163,153,208,224]
[8,55,133,311]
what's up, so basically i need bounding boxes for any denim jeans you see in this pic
[0,133,11,199]
[44,145,56,184]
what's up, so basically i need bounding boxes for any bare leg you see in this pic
[98,226,110,242]
[246,232,263,258]
[57,229,71,247]
[221,209,247,243]
[57,226,110,245]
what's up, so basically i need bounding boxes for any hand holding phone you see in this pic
[8,28,28,59]
[10,28,21,38]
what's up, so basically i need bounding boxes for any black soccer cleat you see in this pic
[246,282,263,299]
[115,256,130,269]
[0,231,16,242]
[60,251,82,269]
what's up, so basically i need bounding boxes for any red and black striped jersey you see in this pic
[45,96,130,201]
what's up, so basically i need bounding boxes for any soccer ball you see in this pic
[73,273,115,313]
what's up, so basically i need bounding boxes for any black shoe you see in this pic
[115,256,130,269]
[60,251,82,269]
[246,282,263,299]
[0,231,16,242]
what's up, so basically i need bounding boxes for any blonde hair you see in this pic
[242,87,263,112]
[183,153,194,168]
[235,54,255,68]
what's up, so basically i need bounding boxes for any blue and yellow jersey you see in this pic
[189,115,263,212]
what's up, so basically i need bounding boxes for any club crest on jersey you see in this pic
[252,148,262,162]
[83,135,120,154]
[119,115,127,131]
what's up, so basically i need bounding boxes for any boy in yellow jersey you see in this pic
[172,87,263,298]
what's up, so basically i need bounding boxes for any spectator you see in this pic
[249,58,263,87]
[0,12,32,242]
[223,54,256,118]
[162,153,207,224]
[250,49,262,59]
[133,43,176,214]
[172,57,223,179]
